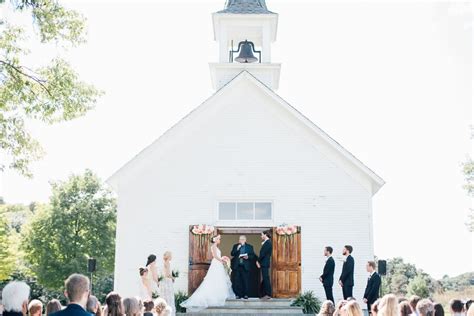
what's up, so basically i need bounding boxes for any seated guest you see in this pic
[28,300,43,316]
[86,296,102,316]
[341,301,364,316]
[409,296,421,316]
[450,300,465,316]
[416,299,434,316]
[399,300,413,316]
[433,303,444,316]
[334,300,348,316]
[378,294,399,316]
[1,282,30,316]
[319,300,336,316]
[122,298,140,316]
[104,293,123,316]
[50,274,91,316]
[46,300,62,316]
[154,298,171,316]
[143,300,154,316]
[371,299,381,316]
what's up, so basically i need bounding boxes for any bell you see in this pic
[235,41,258,63]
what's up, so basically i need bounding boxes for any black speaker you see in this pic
[378,260,387,275]
[88,258,97,273]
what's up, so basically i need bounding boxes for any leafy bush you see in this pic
[175,291,189,313]
[291,291,321,314]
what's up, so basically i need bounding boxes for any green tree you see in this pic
[407,274,430,298]
[462,158,474,232]
[23,170,116,289]
[0,213,15,280]
[0,0,102,177]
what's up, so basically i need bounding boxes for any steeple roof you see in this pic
[216,0,275,14]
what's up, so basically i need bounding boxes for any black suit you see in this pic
[258,239,272,297]
[364,272,381,313]
[339,255,355,299]
[50,304,92,316]
[320,256,335,302]
[231,243,255,297]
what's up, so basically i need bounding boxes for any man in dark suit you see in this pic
[319,246,335,303]
[363,261,381,314]
[231,235,255,299]
[257,230,273,299]
[50,274,92,316]
[339,245,355,299]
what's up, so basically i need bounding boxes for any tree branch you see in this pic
[0,59,53,97]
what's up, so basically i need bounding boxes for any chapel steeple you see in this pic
[209,0,281,90]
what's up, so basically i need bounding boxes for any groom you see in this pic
[231,235,255,299]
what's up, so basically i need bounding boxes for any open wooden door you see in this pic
[272,226,302,298]
[187,225,214,295]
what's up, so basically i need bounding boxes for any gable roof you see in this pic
[107,71,385,195]
[216,0,275,14]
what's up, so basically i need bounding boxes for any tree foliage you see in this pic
[0,213,15,280]
[0,0,102,177]
[407,274,430,298]
[22,170,116,289]
[462,158,474,232]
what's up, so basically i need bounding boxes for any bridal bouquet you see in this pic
[172,269,180,278]
[221,256,232,275]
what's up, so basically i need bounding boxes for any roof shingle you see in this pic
[216,0,275,14]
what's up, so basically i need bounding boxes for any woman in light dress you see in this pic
[139,267,152,300]
[180,235,235,311]
[146,254,160,292]
[159,251,176,315]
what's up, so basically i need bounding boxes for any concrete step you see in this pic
[179,313,303,316]
[224,298,295,307]
[190,306,303,314]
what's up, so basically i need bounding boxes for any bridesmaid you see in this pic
[146,254,159,293]
[159,251,176,315]
[139,267,152,300]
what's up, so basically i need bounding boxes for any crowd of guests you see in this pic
[0,274,173,316]
[317,295,474,316]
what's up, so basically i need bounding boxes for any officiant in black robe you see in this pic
[231,235,255,299]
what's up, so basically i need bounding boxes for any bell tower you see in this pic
[210,0,281,90]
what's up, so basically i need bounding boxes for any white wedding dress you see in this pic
[181,246,235,311]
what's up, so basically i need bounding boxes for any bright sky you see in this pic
[1,1,473,279]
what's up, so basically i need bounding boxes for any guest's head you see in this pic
[399,300,412,316]
[450,299,464,315]
[46,299,62,316]
[154,298,168,316]
[378,294,399,316]
[371,299,380,316]
[366,261,376,273]
[28,300,43,316]
[239,235,247,245]
[64,274,90,308]
[211,235,221,245]
[433,303,444,316]
[416,299,434,316]
[123,297,140,316]
[105,292,123,316]
[146,254,157,267]
[143,300,154,313]
[1,281,30,316]
[163,251,172,262]
[341,301,363,316]
[343,245,353,256]
[324,247,333,257]
[409,296,421,313]
[86,296,102,316]
[320,300,335,315]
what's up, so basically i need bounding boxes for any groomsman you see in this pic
[319,246,335,303]
[257,230,272,299]
[363,261,381,314]
[339,245,355,299]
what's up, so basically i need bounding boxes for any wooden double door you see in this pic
[187,226,301,298]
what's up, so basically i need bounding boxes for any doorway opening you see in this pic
[218,227,270,298]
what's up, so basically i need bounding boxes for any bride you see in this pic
[181,235,235,311]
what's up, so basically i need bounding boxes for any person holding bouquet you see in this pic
[160,251,176,315]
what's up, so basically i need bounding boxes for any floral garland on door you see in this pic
[191,224,215,248]
[275,224,300,256]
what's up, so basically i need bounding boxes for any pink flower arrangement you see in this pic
[276,224,298,236]
[191,224,215,236]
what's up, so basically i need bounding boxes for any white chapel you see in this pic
[107,0,385,303]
